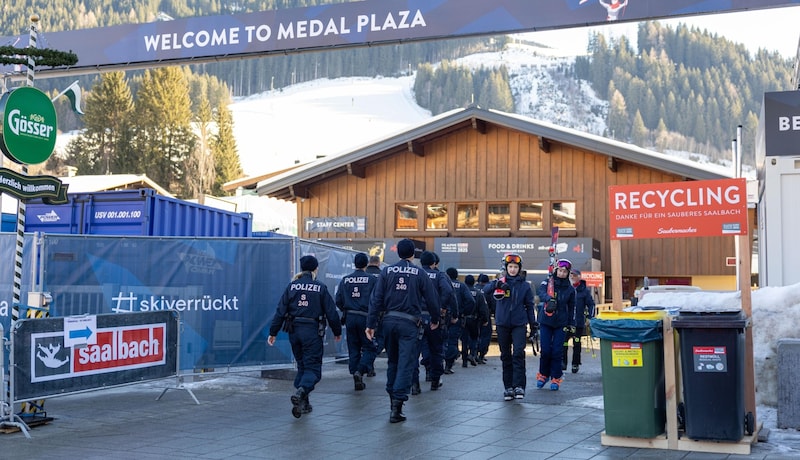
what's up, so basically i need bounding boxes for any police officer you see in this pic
[336,252,378,391]
[416,251,456,392]
[365,254,384,374]
[463,274,490,366]
[443,267,475,369]
[366,239,440,423]
[268,255,342,418]
[475,274,493,364]
[483,254,537,401]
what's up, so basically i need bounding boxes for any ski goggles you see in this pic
[557,260,572,269]
[503,254,522,265]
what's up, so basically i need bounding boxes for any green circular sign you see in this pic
[0,86,58,165]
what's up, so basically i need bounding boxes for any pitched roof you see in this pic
[256,106,730,201]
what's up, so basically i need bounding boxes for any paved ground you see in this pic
[2,340,799,459]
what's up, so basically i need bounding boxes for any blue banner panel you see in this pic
[40,236,294,370]
[12,311,178,401]
[1,0,796,74]
[0,233,34,340]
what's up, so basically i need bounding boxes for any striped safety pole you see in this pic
[11,14,37,328]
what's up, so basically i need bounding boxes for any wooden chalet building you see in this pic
[257,106,739,298]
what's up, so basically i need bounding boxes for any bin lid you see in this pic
[596,310,666,321]
[672,310,749,329]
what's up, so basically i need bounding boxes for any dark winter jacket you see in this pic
[423,267,458,319]
[483,274,536,328]
[468,284,490,325]
[270,271,343,337]
[450,278,475,318]
[573,279,596,333]
[536,275,576,329]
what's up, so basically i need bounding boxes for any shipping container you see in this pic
[24,189,252,237]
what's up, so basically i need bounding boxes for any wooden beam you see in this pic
[539,136,551,153]
[407,140,425,157]
[288,185,309,200]
[607,156,618,172]
[471,117,487,134]
[347,163,366,178]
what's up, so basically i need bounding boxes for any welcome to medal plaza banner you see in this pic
[1,0,797,74]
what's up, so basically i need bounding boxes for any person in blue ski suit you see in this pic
[536,258,576,391]
[483,253,537,401]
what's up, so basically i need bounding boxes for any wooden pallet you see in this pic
[0,415,54,434]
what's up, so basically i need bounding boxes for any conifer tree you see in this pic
[131,67,196,196]
[212,103,243,196]
[65,71,134,175]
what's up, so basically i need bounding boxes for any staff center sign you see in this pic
[609,178,747,240]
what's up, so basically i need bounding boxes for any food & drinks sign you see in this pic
[609,178,747,240]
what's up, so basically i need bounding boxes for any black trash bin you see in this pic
[672,310,751,441]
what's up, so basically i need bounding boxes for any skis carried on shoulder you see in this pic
[543,226,558,316]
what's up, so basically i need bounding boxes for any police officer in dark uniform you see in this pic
[366,239,440,423]
[417,251,456,392]
[443,267,475,369]
[365,254,384,373]
[268,255,342,418]
[463,274,490,366]
[476,274,493,364]
[335,252,378,391]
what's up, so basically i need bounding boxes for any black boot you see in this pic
[411,380,421,395]
[301,392,312,414]
[353,371,366,391]
[431,378,442,391]
[444,363,455,374]
[468,355,478,366]
[461,358,468,368]
[390,398,406,423]
[291,388,306,419]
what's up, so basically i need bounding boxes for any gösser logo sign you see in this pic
[0,86,58,165]
[608,178,747,240]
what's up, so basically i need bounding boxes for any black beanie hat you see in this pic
[300,255,318,272]
[354,252,368,268]
[464,274,475,286]
[445,267,458,280]
[397,239,415,259]
[420,250,436,267]
[477,274,489,283]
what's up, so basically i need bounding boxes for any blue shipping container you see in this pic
[1,212,15,232]
[25,189,252,237]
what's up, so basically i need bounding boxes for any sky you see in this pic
[522,6,800,58]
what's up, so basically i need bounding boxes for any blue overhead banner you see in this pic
[1,0,798,75]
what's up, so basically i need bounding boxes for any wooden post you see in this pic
[610,239,622,311]
[738,231,757,435]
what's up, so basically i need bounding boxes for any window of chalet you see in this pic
[426,203,448,230]
[487,203,510,230]
[552,202,577,229]
[395,203,419,231]
[518,202,543,230]
[456,203,480,230]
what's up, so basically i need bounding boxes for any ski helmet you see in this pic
[503,253,522,268]
[556,259,572,271]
